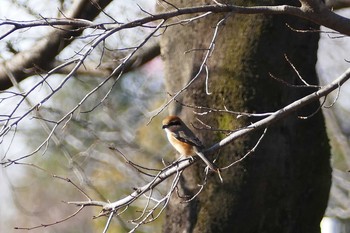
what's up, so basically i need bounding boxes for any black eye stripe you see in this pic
[168,120,181,127]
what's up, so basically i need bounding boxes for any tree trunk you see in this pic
[159,1,331,232]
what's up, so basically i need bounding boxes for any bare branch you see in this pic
[0,18,102,40]
[49,43,160,77]
[284,54,319,87]
[102,212,115,233]
[148,16,227,123]
[14,206,85,230]
[67,158,194,212]
[1,19,164,165]
[2,1,350,90]
[8,161,92,230]
[221,128,268,169]
[0,0,113,90]
[172,96,275,118]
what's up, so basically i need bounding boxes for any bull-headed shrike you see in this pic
[162,116,222,181]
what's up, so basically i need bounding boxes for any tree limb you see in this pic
[1,1,350,90]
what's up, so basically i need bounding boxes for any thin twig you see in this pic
[221,128,268,170]
[148,16,227,124]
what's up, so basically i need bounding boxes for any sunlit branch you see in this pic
[0,18,102,40]
[324,82,341,108]
[128,170,182,232]
[67,158,192,208]
[102,212,115,233]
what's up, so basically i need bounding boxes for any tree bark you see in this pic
[160,1,331,232]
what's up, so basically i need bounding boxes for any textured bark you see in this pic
[160,1,331,233]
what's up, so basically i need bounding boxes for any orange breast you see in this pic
[167,133,195,156]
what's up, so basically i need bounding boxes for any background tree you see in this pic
[1,0,350,232]
[160,1,330,232]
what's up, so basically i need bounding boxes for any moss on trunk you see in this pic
[160,1,331,232]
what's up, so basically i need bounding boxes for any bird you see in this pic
[162,115,221,175]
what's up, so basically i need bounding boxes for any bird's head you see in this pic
[162,116,183,130]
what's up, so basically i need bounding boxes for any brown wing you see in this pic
[173,130,204,149]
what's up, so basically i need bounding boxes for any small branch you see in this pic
[0,0,113,90]
[67,158,194,209]
[284,54,319,88]
[298,96,326,119]
[269,72,319,89]
[221,128,268,169]
[0,18,102,40]
[148,16,227,123]
[324,82,341,108]
[14,206,85,230]
[109,146,160,177]
[8,162,93,230]
[128,170,183,232]
[172,95,274,118]
[102,212,115,233]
